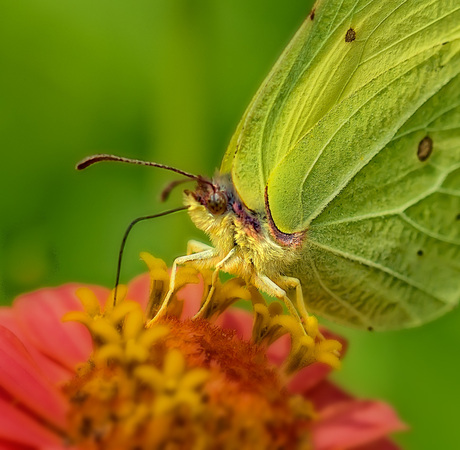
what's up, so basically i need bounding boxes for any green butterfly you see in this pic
[81,0,460,331]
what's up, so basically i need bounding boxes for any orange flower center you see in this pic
[64,311,315,449]
[61,254,342,449]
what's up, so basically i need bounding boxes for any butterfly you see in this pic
[79,0,460,331]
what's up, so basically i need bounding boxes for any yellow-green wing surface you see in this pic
[295,74,460,329]
[222,0,460,329]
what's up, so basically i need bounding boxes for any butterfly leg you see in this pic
[253,274,304,326]
[279,276,309,318]
[280,275,325,340]
[194,247,237,318]
[148,248,218,324]
[186,239,213,255]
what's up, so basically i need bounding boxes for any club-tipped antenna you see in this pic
[76,153,214,189]
[113,206,188,305]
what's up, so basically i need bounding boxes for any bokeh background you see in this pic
[1,1,458,448]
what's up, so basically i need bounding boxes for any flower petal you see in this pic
[12,284,108,370]
[266,334,291,365]
[217,307,253,340]
[288,363,333,394]
[0,326,68,429]
[126,274,150,310]
[288,330,348,394]
[178,281,204,319]
[0,308,71,384]
[0,393,62,447]
[311,398,407,450]
[354,437,400,450]
[127,273,204,318]
[307,380,352,411]
[0,442,36,450]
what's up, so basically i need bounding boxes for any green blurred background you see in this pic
[0,1,458,448]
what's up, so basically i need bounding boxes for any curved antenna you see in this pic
[113,206,188,305]
[160,178,193,202]
[76,154,214,189]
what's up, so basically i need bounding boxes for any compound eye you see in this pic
[208,191,227,215]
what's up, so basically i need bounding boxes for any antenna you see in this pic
[75,153,213,305]
[113,206,188,305]
[160,179,193,202]
[76,154,214,189]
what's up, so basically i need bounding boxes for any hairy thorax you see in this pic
[184,177,301,284]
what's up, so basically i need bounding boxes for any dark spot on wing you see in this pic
[367,326,374,332]
[345,28,356,42]
[456,213,460,221]
[442,41,449,45]
[417,136,433,161]
[417,250,424,256]
[310,8,315,20]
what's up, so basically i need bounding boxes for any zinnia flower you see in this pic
[0,253,406,449]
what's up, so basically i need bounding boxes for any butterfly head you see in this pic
[186,176,230,216]
[184,174,267,259]
[184,175,247,252]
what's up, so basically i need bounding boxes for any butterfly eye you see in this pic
[208,192,227,216]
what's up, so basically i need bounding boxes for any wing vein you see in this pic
[400,212,460,245]
[393,100,460,140]
[302,51,450,224]
[307,252,371,326]
[311,162,460,228]
[335,0,410,102]
[308,239,448,305]
[360,2,460,66]
[285,0,362,148]
[437,187,460,197]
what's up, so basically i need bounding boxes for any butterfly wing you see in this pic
[296,74,460,329]
[222,0,460,329]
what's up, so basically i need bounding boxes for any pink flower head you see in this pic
[0,254,406,449]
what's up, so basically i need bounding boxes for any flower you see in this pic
[0,254,406,449]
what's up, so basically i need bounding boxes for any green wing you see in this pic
[297,73,460,330]
[222,0,460,329]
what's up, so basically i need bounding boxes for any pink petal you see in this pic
[0,309,72,384]
[311,399,407,450]
[320,327,348,351]
[0,394,62,447]
[266,334,291,365]
[288,331,348,395]
[0,325,68,429]
[308,380,352,411]
[288,363,333,394]
[127,273,204,319]
[12,284,107,370]
[126,274,150,310]
[353,437,400,450]
[217,308,253,340]
[177,281,204,319]
[0,441,39,450]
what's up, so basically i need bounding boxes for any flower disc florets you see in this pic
[62,257,322,449]
[0,253,406,449]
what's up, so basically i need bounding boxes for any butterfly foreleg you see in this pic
[254,274,325,340]
[194,247,237,318]
[253,274,303,326]
[279,276,309,320]
[148,247,218,325]
[186,239,213,255]
[279,275,324,340]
